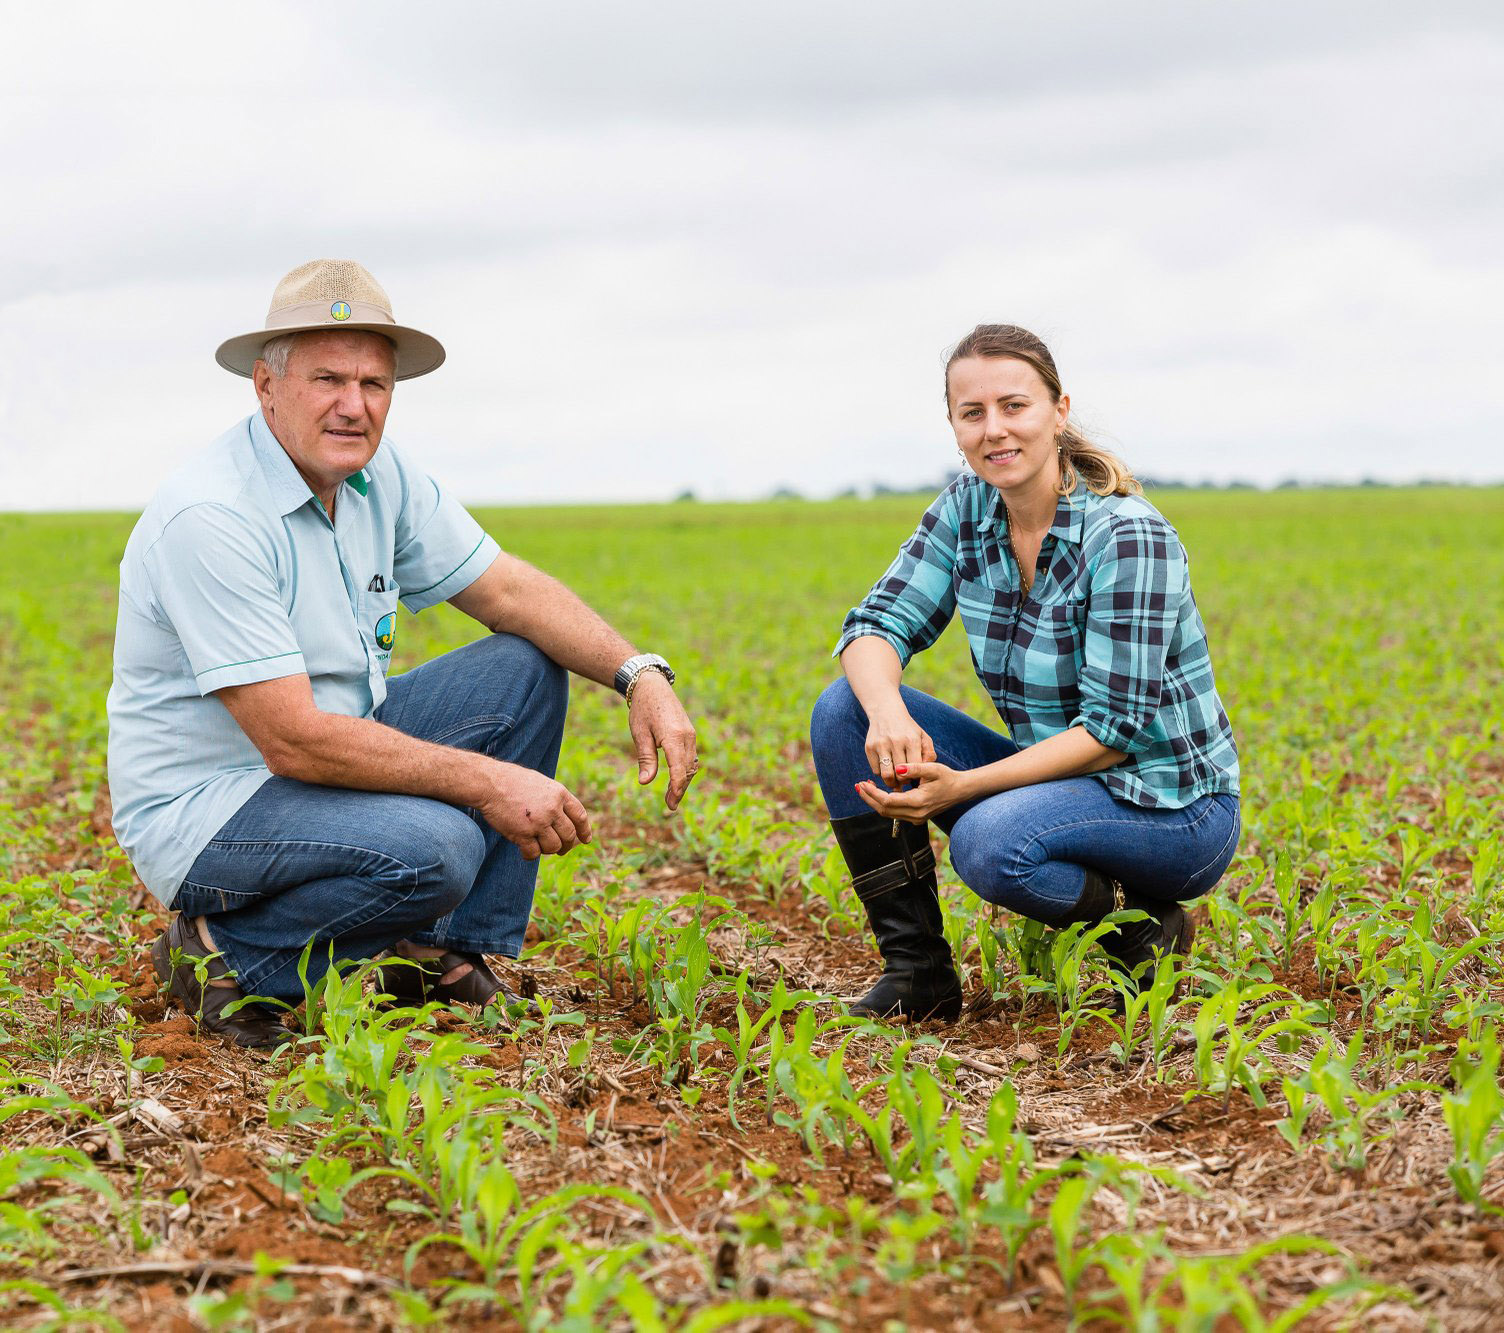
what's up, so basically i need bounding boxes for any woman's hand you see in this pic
[864,705,936,788]
[856,761,973,823]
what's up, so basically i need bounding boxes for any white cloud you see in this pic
[1,3,1500,508]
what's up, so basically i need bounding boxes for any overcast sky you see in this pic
[2,1,1500,509]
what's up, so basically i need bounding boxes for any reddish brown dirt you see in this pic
[1,777,1500,1329]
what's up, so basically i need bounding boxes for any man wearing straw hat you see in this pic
[107,259,698,1050]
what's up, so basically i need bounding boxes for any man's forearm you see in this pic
[453,557,638,688]
[441,552,699,812]
[216,668,590,857]
[262,707,494,800]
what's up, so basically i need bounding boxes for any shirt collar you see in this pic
[249,411,371,516]
[980,484,1004,532]
[1049,488,1086,545]
[250,410,320,517]
[980,483,1086,544]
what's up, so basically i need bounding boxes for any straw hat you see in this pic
[215,259,446,380]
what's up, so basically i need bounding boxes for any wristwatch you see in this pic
[614,653,676,700]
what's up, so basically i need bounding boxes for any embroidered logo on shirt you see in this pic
[331,300,352,321]
[375,613,396,652]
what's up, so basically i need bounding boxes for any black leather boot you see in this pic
[831,813,963,1022]
[1047,869,1194,994]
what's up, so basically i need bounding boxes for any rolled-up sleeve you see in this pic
[1072,515,1185,754]
[833,490,959,666]
[388,452,502,613]
[144,504,306,695]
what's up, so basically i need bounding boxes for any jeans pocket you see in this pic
[1170,797,1241,900]
[174,881,260,916]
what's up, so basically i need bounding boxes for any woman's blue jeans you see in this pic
[810,679,1240,922]
[174,633,568,1000]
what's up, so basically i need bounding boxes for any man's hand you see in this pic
[450,558,699,813]
[855,761,973,824]
[474,761,593,861]
[628,671,699,811]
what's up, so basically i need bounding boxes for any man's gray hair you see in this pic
[258,329,398,378]
[259,333,301,378]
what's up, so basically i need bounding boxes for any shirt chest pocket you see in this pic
[357,584,402,668]
[1031,595,1087,636]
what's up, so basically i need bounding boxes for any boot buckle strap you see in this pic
[852,859,912,903]
[850,849,935,883]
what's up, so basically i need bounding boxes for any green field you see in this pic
[1,488,1502,1329]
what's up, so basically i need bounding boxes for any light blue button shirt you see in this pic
[107,411,501,906]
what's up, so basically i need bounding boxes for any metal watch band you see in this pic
[613,653,676,698]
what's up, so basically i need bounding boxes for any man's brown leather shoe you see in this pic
[150,913,291,1052]
[376,950,531,1011]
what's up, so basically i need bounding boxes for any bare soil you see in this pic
[2,781,1502,1331]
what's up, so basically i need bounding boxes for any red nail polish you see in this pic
[895,766,908,775]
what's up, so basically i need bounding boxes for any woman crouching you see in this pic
[810,324,1241,1021]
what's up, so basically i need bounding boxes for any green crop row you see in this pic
[0,490,1501,1327]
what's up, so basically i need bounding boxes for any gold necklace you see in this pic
[1003,504,1036,596]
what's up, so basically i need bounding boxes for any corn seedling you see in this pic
[1444,1028,1504,1209]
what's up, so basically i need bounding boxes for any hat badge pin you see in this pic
[214,260,448,380]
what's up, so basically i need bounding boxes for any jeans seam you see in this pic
[228,876,438,994]
[1012,798,1221,880]
[428,713,516,749]
[178,881,260,913]
[407,934,521,958]
[182,844,435,994]
[199,838,426,870]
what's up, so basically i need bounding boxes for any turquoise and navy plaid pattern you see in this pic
[834,474,1239,809]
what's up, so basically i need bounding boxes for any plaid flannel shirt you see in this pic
[835,474,1239,809]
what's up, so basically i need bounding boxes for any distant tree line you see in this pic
[668,475,1483,504]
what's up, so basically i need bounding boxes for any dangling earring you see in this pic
[957,447,969,471]
[1057,437,1077,492]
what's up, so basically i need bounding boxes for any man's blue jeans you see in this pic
[174,633,568,1000]
[810,679,1240,922]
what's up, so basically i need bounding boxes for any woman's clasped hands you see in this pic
[857,706,971,822]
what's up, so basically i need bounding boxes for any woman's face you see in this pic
[947,356,1069,498]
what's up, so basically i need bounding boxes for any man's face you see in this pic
[253,331,397,504]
